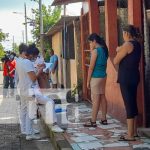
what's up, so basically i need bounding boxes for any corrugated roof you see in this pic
[52,0,84,6]
[46,16,79,36]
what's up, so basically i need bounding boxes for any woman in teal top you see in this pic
[84,33,108,127]
[92,46,107,78]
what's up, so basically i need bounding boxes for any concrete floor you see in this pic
[0,71,55,150]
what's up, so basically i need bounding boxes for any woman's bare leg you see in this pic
[91,94,101,122]
[127,118,134,139]
[100,94,107,120]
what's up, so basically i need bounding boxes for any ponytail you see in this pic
[122,24,142,39]
[88,33,109,58]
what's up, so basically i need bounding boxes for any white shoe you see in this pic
[26,134,40,140]
[33,129,40,134]
[51,125,64,133]
[21,132,26,135]
[33,119,40,124]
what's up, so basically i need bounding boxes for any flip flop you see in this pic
[118,135,136,141]
[100,120,108,125]
[134,134,140,138]
[83,119,97,127]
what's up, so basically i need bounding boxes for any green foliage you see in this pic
[45,50,50,62]
[31,2,61,47]
[0,45,5,59]
[0,29,6,42]
[0,29,8,59]
[12,43,19,54]
[71,79,83,97]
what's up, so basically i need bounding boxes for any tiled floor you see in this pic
[56,102,150,150]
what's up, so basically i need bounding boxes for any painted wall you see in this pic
[106,59,126,123]
[81,0,144,125]
[70,59,77,88]
[51,29,78,89]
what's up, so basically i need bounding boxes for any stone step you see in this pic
[138,128,150,138]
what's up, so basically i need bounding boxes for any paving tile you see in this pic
[104,147,132,150]
[60,102,150,150]
[71,143,82,150]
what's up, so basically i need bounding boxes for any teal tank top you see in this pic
[92,47,108,78]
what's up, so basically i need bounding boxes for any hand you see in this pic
[38,67,43,74]
[116,46,120,52]
[37,63,45,68]
[87,81,90,89]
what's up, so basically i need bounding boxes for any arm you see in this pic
[9,68,15,74]
[27,68,43,82]
[25,60,43,82]
[52,60,58,73]
[9,60,16,74]
[113,42,133,65]
[14,70,19,87]
[52,56,58,73]
[87,49,97,89]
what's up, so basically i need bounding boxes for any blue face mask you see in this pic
[9,55,14,61]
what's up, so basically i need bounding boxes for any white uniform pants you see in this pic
[36,94,57,124]
[20,96,34,135]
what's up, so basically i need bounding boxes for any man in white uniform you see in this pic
[16,43,42,140]
[16,44,63,140]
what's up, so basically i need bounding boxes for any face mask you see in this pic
[31,58,36,62]
[9,55,14,61]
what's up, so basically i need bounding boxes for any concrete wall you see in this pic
[70,59,77,88]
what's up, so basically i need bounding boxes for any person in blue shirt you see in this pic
[84,33,108,127]
[49,49,58,88]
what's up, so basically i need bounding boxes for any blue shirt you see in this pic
[49,55,58,71]
[92,47,108,78]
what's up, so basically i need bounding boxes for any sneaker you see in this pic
[21,132,26,135]
[33,129,40,134]
[33,119,40,124]
[26,134,40,140]
[51,125,64,133]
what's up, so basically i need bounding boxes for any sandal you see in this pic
[118,135,136,141]
[83,119,97,127]
[134,134,140,138]
[100,119,108,125]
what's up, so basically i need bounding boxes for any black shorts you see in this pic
[120,83,138,119]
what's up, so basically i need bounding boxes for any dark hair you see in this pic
[122,25,141,38]
[50,49,54,53]
[19,43,28,54]
[88,33,108,58]
[26,43,39,56]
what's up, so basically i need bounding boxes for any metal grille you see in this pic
[117,0,128,45]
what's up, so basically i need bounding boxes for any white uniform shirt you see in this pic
[34,53,44,68]
[16,57,35,96]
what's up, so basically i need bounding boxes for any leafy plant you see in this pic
[0,29,8,59]
[30,1,61,50]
